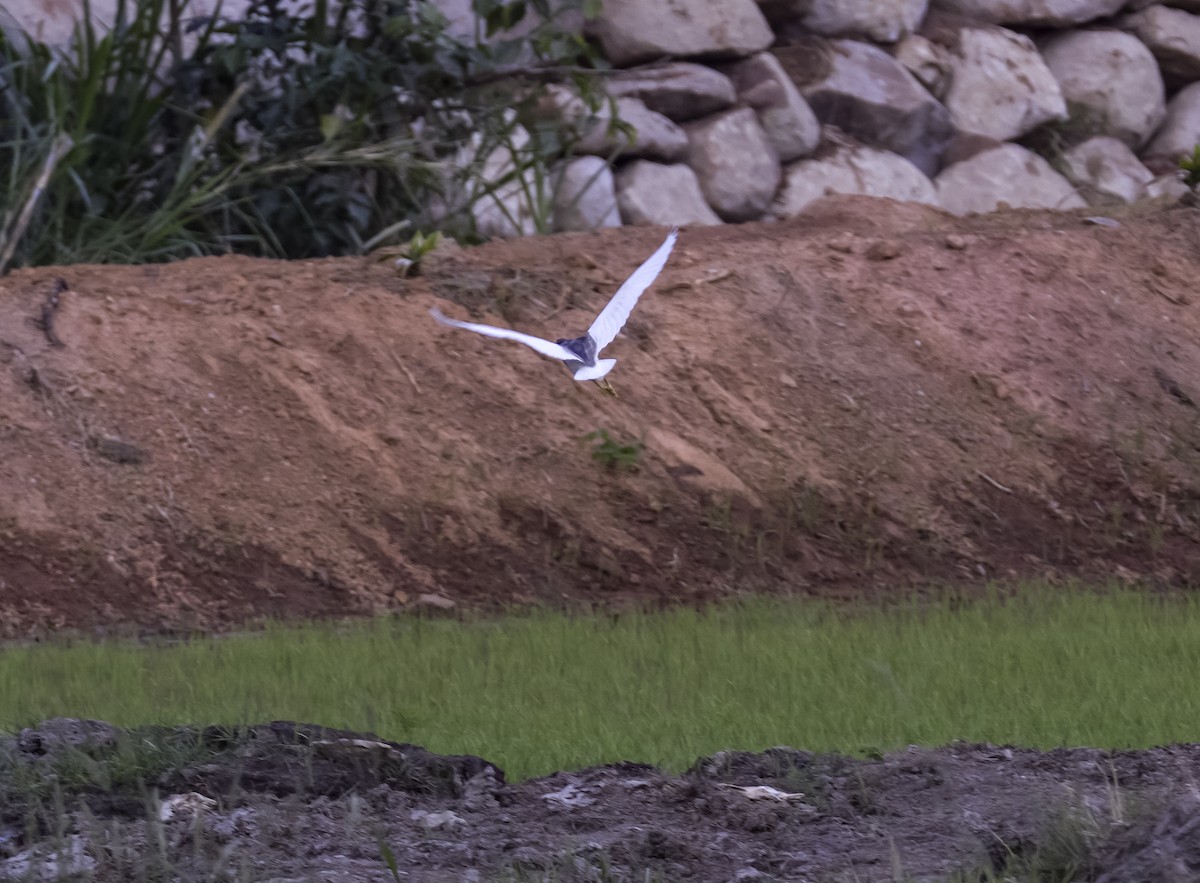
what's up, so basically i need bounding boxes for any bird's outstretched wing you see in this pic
[588,227,678,354]
[430,308,578,362]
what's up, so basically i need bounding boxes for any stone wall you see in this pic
[5,0,1199,233]
[548,0,1200,232]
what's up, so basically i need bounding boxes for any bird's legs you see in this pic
[594,378,618,397]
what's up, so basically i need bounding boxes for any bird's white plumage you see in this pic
[429,309,578,362]
[573,358,617,381]
[588,227,677,353]
[429,227,678,385]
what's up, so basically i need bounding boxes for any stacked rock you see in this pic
[539,0,1200,232]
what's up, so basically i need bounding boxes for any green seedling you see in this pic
[584,428,643,472]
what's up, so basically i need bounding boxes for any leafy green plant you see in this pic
[584,428,643,472]
[0,0,610,270]
[384,228,444,276]
[1180,144,1200,188]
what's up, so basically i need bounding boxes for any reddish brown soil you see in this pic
[3,198,1200,636]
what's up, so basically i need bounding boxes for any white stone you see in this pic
[935,143,1087,215]
[929,0,1124,26]
[615,161,724,227]
[588,0,773,67]
[686,107,782,222]
[1142,174,1192,205]
[553,157,621,232]
[1062,136,1154,204]
[410,809,466,831]
[159,792,218,823]
[1121,5,1200,87]
[769,0,930,42]
[1041,30,1166,149]
[782,38,954,176]
[722,52,821,162]
[941,26,1066,140]
[1144,82,1200,162]
[772,145,937,216]
[606,63,737,122]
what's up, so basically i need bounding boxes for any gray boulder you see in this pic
[941,26,1066,140]
[766,0,929,42]
[579,97,689,162]
[1143,82,1200,163]
[1061,136,1154,204]
[553,157,621,232]
[929,0,1124,26]
[606,63,738,122]
[543,87,689,162]
[1121,5,1200,88]
[588,0,773,67]
[893,34,951,98]
[936,143,1086,215]
[776,39,954,176]
[772,145,937,217]
[722,52,821,162]
[686,108,782,221]
[615,161,723,226]
[1040,30,1166,149]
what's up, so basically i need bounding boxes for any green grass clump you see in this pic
[2,587,1200,780]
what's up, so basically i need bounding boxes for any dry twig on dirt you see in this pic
[977,470,1013,494]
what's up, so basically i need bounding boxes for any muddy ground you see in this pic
[5,199,1200,880]
[4,717,1200,882]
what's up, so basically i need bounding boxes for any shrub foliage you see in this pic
[0,0,607,269]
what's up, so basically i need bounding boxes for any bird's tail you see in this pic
[574,359,616,381]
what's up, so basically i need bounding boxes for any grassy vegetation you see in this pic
[2,587,1200,780]
[0,0,610,270]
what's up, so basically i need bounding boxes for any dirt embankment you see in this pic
[2,199,1200,636]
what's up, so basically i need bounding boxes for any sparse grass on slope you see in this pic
[2,587,1200,780]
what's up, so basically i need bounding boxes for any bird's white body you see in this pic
[573,358,618,382]
[431,228,678,388]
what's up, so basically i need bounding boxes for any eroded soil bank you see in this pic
[3,200,1200,636]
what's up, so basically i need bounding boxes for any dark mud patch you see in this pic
[944,436,1200,588]
[5,718,1200,881]
[0,526,369,640]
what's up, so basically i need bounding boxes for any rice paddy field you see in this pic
[4,585,1198,782]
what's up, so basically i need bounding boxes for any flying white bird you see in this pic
[430,228,678,396]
